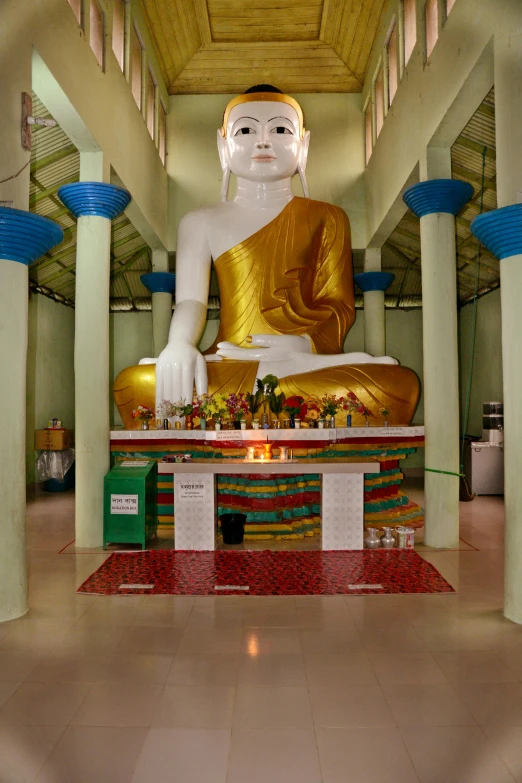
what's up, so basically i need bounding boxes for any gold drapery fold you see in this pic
[206,197,354,356]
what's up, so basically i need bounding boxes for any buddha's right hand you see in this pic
[156,341,208,407]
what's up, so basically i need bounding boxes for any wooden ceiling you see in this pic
[141,0,387,94]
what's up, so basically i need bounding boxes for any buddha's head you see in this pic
[217,85,310,195]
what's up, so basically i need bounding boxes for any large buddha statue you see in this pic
[114,86,419,428]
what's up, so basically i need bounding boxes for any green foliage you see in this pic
[268,391,286,416]
[246,389,264,415]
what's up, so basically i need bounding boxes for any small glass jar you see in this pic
[252,420,260,430]
[317,419,325,429]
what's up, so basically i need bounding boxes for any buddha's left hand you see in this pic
[212,334,313,361]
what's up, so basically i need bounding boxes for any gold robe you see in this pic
[114,198,420,428]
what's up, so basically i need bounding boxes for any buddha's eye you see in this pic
[271,126,292,135]
[234,127,255,136]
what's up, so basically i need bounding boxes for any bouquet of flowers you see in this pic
[225,392,250,421]
[316,394,349,418]
[283,395,307,419]
[157,399,194,419]
[304,400,321,423]
[131,405,155,421]
[345,392,373,420]
[196,392,229,421]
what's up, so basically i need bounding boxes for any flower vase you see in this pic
[261,413,269,429]
[295,420,301,429]
[380,527,396,548]
[215,421,221,431]
[240,421,247,430]
[329,415,336,429]
[141,420,149,430]
[365,419,370,428]
[233,420,241,430]
[200,418,207,431]
[185,414,193,430]
[364,528,380,549]
[289,416,295,429]
[318,419,325,429]
[383,420,388,427]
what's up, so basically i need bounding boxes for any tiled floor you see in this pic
[1,484,521,781]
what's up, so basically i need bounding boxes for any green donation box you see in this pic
[103,460,158,549]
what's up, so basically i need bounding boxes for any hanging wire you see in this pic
[459,146,488,472]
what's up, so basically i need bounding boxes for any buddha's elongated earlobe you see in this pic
[217,129,230,202]
[297,129,311,198]
[297,163,310,198]
[221,166,231,202]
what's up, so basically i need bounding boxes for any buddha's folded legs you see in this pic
[113,362,420,429]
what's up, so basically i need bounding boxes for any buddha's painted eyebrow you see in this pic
[234,116,259,123]
[269,116,294,123]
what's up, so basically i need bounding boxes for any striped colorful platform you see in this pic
[112,432,425,538]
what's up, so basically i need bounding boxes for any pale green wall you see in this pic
[26,295,75,483]
[459,288,503,437]
[167,93,366,249]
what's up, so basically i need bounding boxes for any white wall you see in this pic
[167,93,366,249]
[26,295,75,483]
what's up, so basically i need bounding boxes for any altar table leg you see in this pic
[173,473,216,550]
[322,474,364,550]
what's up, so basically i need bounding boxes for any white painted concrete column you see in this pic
[471,30,522,622]
[354,249,394,357]
[404,175,472,548]
[59,179,131,548]
[143,249,174,356]
[0,212,63,621]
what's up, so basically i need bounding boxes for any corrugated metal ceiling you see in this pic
[29,93,151,310]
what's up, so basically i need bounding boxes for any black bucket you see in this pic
[220,513,246,545]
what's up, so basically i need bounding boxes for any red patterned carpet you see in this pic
[77,550,454,596]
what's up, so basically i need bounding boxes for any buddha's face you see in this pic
[218,101,309,182]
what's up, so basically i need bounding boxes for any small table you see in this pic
[158,460,379,551]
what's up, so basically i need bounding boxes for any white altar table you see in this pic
[158,460,380,551]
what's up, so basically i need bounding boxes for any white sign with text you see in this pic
[178,480,207,501]
[111,494,139,514]
[213,429,244,441]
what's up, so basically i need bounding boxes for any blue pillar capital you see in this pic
[0,207,63,266]
[471,204,522,261]
[58,182,131,219]
[403,179,473,218]
[140,271,176,294]
[354,271,395,292]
